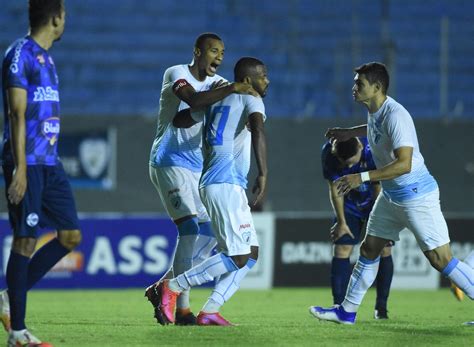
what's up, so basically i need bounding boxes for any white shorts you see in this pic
[149,165,210,223]
[200,183,258,256]
[367,188,450,251]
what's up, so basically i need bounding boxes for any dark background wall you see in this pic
[2,116,471,214]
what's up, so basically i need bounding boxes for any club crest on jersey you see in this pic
[36,54,45,65]
[33,86,59,102]
[168,189,182,209]
[242,231,251,244]
[41,117,60,145]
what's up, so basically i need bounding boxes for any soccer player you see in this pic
[149,57,269,326]
[1,1,82,345]
[322,137,393,319]
[310,62,474,325]
[145,33,257,325]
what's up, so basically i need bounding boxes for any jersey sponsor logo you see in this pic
[172,79,190,93]
[239,223,251,231]
[9,38,28,74]
[41,117,60,145]
[26,213,39,227]
[33,86,60,102]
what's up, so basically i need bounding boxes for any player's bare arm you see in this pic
[172,108,198,128]
[325,125,367,143]
[249,112,267,206]
[175,81,257,110]
[328,180,354,241]
[335,146,413,196]
[7,87,28,205]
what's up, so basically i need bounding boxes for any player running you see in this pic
[310,62,474,325]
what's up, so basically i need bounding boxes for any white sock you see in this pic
[192,235,217,266]
[443,258,474,300]
[173,235,197,309]
[202,258,256,313]
[464,251,474,268]
[170,253,238,292]
[342,256,380,313]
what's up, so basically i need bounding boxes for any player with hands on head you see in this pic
[322,137,393,319]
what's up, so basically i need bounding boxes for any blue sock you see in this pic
[198,221,214,237]
[27,238,70,290]
[331,257,351,305]
[375,255,393,310]
[7,251,29,330]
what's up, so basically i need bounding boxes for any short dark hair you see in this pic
[194,32,222,50]
[234,57,265,81]
[354,62,390,94]
[29,0,63,30]
[332,138,360,161]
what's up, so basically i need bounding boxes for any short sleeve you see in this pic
[385,108,416,150]
[4,45,30,90]
[245,96,266,121]
[165,66,191,94]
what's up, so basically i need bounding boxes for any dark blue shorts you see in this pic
[334,212,366,246]
[3,163,79,238]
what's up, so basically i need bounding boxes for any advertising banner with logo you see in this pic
[0,216,177,288]
[273,216,440,289]
[0,129,116,190]
[240,212,275,289]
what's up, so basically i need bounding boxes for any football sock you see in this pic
[170,253,238,292]
[342,256,380,313]
[331,257,351,305]
[442,258,474,299]
[464,251,474,269]
[175,218,199,309]
[193,221,217,266]
[375,255,393,310]
[203,258,257,313]
[6,252,29,330]
[27,238,70,290]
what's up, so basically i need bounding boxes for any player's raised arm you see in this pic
[174,80,257,109]
[325,125,367,142]
[172,108,205,128]
[6,87,28,205]
[249,112,267,206]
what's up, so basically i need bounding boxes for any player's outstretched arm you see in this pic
[325,125,367,142]
[7,87,28,205]
[172,108,199,128]
[249,112,267,206]
[175,81,258,110]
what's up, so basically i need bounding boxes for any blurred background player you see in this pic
[151,56,269,326]
[310,62,474,325]
[322,137,393,319]
[1,0,82,345]
[145,33,257,325]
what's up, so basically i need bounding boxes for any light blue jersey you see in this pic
[149,64,224,172]
[367,96,437,203]
[195,94,266,189]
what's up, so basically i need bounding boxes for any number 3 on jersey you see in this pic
[206,105,230,146]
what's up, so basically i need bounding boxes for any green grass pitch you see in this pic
[2,288,472,346]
